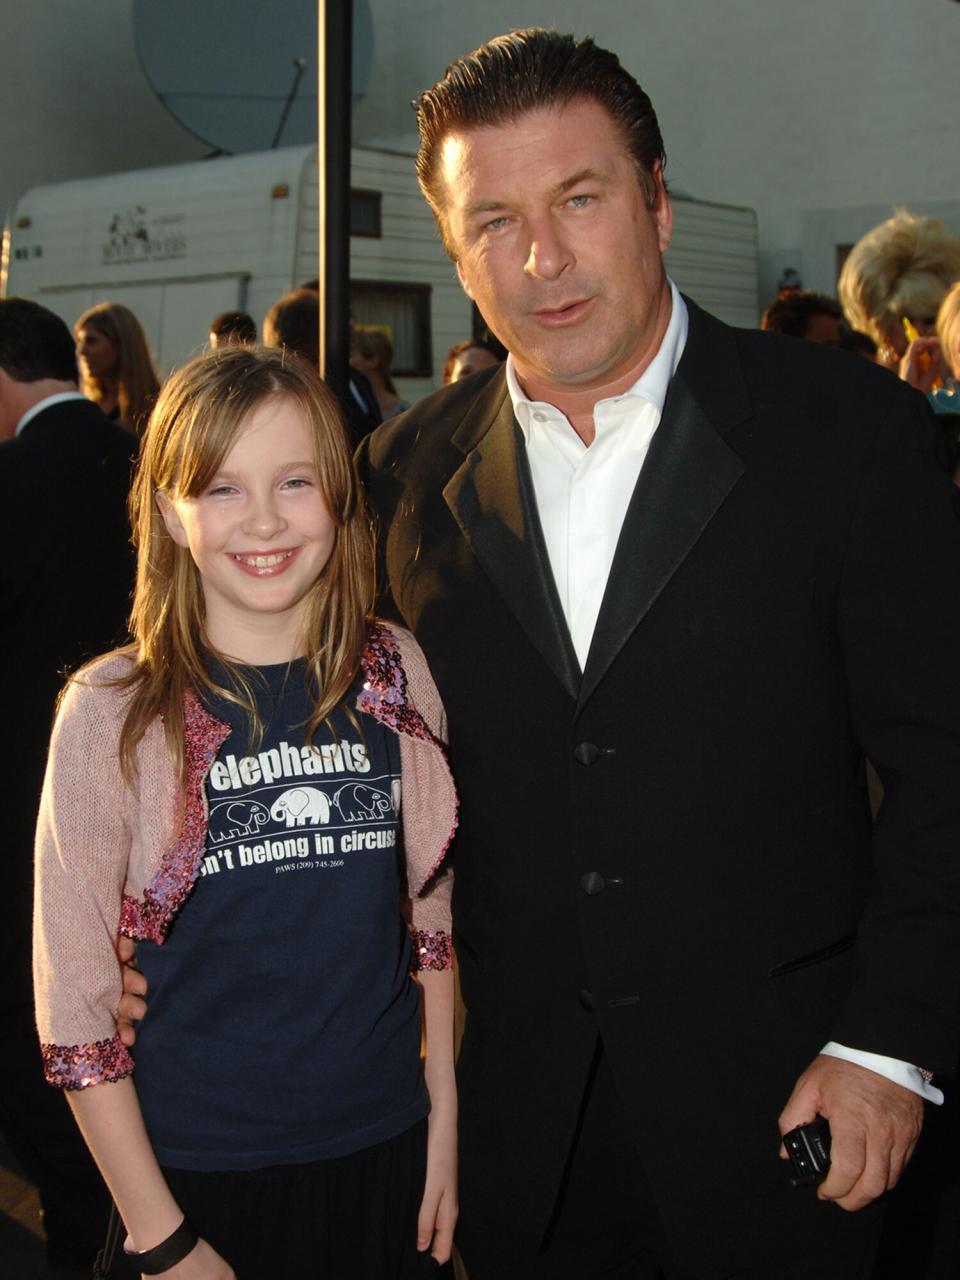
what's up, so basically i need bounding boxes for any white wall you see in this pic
[355,0,960,308]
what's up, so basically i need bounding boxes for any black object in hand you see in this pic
[783,1115,831,1188]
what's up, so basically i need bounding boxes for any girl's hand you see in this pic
[144,1236,236,1278]
[417,1107,458,1264]
[116,934,147,1047]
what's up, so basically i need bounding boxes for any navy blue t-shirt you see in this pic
[133,659,427,1170]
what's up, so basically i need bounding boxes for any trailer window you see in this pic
[350,281,432,377]
[350,189,382,239]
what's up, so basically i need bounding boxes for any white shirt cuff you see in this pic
[821,1042,944,1104]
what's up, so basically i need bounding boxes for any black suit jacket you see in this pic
[358,301,960,1271]
[0,397,136,1023]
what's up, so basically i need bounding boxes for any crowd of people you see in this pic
[3,24,960,1280]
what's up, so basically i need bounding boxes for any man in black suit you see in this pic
[0,298,136,1271]
[357,29,960,1280]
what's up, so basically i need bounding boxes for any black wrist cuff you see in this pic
[123,1217,199,1274]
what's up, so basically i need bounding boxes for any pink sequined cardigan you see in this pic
[33,622,457,1091]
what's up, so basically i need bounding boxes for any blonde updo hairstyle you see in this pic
[838,211,960,359]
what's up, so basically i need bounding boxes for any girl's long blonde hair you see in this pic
[116,345,373,786]
[75,301,161,434]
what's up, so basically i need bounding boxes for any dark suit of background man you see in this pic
[357,29,960,1280]
[0,298,136,1271]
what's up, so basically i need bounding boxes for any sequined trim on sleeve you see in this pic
[41,1035,134,1090]
[357,623,435,743]
[119,692,230,944]
[357,623,459,889]
[412,928,452,972]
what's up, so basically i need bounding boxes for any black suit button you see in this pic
[574,742,601,766]
[579,988,595,1011]
[580,871,606,896]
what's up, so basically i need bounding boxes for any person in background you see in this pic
[0,297,135,1275]
[838,210,960,372]
[898,280,960,397]
[263,289,381,446]
[761,289,844,346]
[350,327,411,420]
[441,338,501,384]
[208,310,257,349]
[896,280,960,477]
[262,288,320,365]
[75,301,160,435]
[936,281,960,389]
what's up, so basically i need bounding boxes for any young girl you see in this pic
[33,347,458,1279]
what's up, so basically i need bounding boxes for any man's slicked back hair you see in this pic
[0,298,78,384]
[415,27,667,257]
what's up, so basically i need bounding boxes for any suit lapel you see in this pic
[439,302,750,710]
[443,376,581,699]
[578,303,748,712]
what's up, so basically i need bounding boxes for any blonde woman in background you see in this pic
[75,301,160,435]
[350,327,410,420]
[838,211,960,372]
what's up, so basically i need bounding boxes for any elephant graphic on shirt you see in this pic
[208,800,270,844]
[333,783,392,823]
[270,787,331,828]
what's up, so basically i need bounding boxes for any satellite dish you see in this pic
[133,0,374,154]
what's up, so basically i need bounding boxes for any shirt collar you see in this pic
[507,278,688,438]
[16,391,88,437]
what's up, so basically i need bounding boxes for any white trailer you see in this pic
[2,146,758,396]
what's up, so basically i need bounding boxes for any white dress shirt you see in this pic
[505,278,942,1105]
[508,279,687,670]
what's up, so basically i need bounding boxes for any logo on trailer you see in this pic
[102,206,186,264]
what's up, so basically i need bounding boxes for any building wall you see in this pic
[355,0,960,307]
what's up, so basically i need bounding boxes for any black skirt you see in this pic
[98,1120,450,1280]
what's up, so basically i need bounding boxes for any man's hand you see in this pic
[778,1054,922,1211]
[115,935,148,1048]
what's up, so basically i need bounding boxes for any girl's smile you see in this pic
[230,547,300,574]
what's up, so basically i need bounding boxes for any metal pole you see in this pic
[318,0,351,399]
